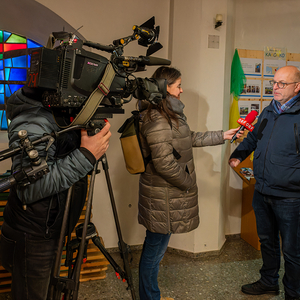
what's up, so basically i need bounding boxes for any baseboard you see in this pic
[106,234,241,258]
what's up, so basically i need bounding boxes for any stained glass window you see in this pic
[0,31,43,130]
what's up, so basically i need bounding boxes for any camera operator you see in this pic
[0,86,111,300]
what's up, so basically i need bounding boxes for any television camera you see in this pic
[26,16,171,131]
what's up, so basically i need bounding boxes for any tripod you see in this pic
[48,154,136,300]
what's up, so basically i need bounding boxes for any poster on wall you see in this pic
[240,79,261,98]
[262,80,273,99]
[238,100,261,118]
[263,59,286,78]
[287,61,300,70]
[240,58,262,77]
[264,47,286,60]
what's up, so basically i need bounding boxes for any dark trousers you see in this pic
[253,190,300,298]
[139,230,171,300]
[0,222,58,300]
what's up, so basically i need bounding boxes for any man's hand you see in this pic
[80,122,111,160]
[228,158,241,168]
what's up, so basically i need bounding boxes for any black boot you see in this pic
[241,280,279,295]
[285,294,300,300]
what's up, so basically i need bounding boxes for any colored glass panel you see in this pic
[1,111,8,130]
[3,31,10,42]
[12,56,27,68]
[0,31,42,130]
[4,59,12,67]
[9,69,27,81]
[9,84,24,93]
[28,39,42,49]
[5,85,11,97]
[4,44,27,52]
[7,34,26,44]
[4,68,10,81]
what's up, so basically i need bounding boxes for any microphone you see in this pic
[113,56,171,67]
[230,110,258,143]
[138,56,171,66]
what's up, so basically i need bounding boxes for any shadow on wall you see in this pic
[2,0,84,45]
[182,89,223,194]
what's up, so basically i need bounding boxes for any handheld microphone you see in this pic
[230,110,258,143]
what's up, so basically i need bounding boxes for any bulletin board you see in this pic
[237,48,300,117]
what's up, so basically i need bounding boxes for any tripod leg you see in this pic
[100,154,136,300]
[68,161,99,299]
[48,162,99,300]
[48,186,73,300]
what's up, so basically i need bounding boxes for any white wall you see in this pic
[235,0,300,53]
[168,0,236,253]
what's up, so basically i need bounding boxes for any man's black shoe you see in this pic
[241,280,279,295]
[285,295,300,300]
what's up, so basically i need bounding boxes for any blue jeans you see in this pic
[0,222,58,300]
[139,230,171,300]
[252,190,300,298]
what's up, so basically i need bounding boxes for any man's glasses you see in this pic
[269,80,299,89]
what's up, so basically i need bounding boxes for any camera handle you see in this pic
[48,154,136,300]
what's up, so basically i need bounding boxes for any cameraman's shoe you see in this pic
[241,280,279,295]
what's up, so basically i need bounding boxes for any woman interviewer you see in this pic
[137,66,243,300]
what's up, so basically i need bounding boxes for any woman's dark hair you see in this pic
[146,66,181,125]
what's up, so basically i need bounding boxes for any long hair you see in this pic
[146,66,181,126]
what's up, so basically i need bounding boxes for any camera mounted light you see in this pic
[132,16,163,56]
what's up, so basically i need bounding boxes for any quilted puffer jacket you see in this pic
[138,97,224,234]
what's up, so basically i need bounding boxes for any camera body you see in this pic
[26,18,171,128]
[27,41,126,109]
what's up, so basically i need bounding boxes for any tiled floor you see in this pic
[0,237,286,300]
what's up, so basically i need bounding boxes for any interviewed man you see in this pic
[229,65,300,300]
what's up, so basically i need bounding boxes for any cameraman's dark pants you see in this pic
[0,222,58,300]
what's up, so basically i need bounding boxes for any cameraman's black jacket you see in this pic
[3,88,95,239]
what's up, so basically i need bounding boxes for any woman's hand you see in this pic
[223,127,244,141]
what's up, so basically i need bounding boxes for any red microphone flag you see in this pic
[237,110,258,132]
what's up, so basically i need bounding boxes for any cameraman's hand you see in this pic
[80,122,111,161]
